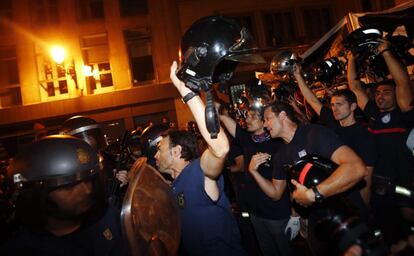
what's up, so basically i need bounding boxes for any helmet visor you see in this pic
[226,27,265,64]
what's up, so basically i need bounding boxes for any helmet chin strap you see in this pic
[205,90,220,139]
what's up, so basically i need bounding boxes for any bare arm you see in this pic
[292,145,367,206]
[293,64,323,115]
[218,111,237,138]
[248,152,287,200]
[170,62,229,181]
[347,53,369,110]
[378,39,413,112]
[360,166,373,205]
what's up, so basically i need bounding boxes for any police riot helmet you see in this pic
[60,115,106,151]
[9,135,105,229]
[140,124,168,165]
[176,15,265,92]
[10,135,100,192]
[270,51,298,75]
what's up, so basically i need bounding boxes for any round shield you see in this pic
[121,157,181,256]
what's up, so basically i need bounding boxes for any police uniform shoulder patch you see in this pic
[77,148,90,164]
[103,228,113,240]
[177,192,185,209]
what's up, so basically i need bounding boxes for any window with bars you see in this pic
[124,29,154,85]
[0,46,21,107]
[29,0,60,27]
[263,10,298,47]
[35,46,72,99]
[119,0,148,17]
[76,0,104,22]
[81,33,113,94]
[302,7,332,42]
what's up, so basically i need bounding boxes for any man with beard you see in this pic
[348,38,414,248]
[0,136,128,256]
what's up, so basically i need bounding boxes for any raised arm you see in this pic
[170,61,229,180]
[377,38,413,112]
[216,102,237,137]
[293,63,323,115]
[347,53,369,110]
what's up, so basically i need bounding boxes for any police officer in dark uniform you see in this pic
[60,116,127,209]
[0,135,128,256]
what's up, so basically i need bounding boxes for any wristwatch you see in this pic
[312,186,325,203]
[182,91,198,104]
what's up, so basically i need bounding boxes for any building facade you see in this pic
[0,0,396,156]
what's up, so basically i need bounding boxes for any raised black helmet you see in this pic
[176,15,265,92]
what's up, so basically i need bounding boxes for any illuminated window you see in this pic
[303,7,332,42]
[35,46,73,100]
[76,0,104,22]
[0,46,21,107]
[0,0,13,32]
[263,10,298,47]
[81,33,113,94]
[124,29,154,85]
[119,0,148,17]
[29,0,60,27]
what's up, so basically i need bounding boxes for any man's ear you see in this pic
[171,145,182,158]
[278,110,287,120]
[350,102,357,111]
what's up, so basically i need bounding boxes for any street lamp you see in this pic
[49,45,77,85]
[50,46,65,64]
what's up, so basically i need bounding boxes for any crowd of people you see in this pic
[0,15,413,256]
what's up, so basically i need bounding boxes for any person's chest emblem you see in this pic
[381,113,391,124]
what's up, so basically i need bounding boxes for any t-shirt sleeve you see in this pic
[308,125,345,159]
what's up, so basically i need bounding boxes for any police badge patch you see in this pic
[103,228,113,240]
[77,148,90,164]
[177,192,185,209]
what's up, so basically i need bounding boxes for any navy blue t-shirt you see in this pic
[234,125,290,220]
[172,159,246,256]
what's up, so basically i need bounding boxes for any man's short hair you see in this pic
[266,101,301,124]
[163,129,199,161]
[331,89,357,104]
[375,79,396,88]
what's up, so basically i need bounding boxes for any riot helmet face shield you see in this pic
[9,135,106,230]
[60,116,107,152]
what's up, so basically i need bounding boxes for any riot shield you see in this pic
[121,157,181,256]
